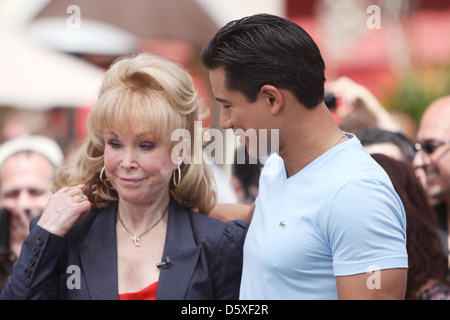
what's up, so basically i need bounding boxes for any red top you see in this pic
[119,281,158,300]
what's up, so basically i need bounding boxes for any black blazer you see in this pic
[0,199,247,300]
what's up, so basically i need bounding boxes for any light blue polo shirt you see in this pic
[239,134,408,300]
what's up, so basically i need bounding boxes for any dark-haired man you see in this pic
[202,14,408,300]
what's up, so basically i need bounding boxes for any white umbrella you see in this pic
[33,0,220,49]
[27,17,140,56]
[0,28,104,110]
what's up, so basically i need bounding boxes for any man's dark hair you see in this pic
[201,14,326,110]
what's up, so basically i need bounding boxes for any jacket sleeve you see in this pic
[212,219,248,300]
[0,223,63,300]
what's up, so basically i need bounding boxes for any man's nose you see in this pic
[220,109,232,129]
[413,149,432,168]
[16,191,33,217]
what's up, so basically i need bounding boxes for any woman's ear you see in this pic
[260,85,283,115]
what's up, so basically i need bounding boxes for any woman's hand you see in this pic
[37,185,91,237]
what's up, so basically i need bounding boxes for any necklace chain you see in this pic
[118,202,169,247]
[276,131,347,230]
[334,131,346,146]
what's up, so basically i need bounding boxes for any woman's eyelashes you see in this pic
[106,139,155,150]
[139,142,155,150]
[107,140,121,148]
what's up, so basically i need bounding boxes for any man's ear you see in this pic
[260,85,283,115]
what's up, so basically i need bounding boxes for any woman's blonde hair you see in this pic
[54,53,216,214]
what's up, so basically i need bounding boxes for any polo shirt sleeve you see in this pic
[323,178,408,276]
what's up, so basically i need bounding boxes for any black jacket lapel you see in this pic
[78,202,119,300]
[155,200,202,300]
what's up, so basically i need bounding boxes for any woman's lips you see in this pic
[120,178,144,185]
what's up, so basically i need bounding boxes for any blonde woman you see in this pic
[1,54,247,300]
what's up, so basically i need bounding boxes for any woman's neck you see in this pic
[117,193,170,232]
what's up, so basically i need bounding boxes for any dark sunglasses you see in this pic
[414,140,450,154]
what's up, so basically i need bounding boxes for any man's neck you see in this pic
[277,103,346,178]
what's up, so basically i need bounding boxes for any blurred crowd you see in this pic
[0,71,449,299]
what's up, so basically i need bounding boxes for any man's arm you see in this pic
[336,268,407,300]
[208,202,254,224]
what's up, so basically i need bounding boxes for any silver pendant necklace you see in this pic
[118,202,169,247]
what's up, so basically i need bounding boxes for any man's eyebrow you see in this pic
[215,97,230,103]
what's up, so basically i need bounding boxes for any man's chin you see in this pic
[245,146,273,163]
[427,186,446,203]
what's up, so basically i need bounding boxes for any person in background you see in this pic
[0,53,247,300]
[212,164,239,204]
[202,13,407,300]
[372,154,450,299]
[231,145,262,205]
[0,109,50,144]
[325,77,401,135]
[0,135,64,291]
[413,95,450,275]
[357,128,416,163]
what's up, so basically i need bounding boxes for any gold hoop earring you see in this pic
[99,166,108,183]
[172,166,181,187]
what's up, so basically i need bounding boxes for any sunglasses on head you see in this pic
[414,140,450,154]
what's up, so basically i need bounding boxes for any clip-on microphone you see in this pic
[156,256,173,269]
